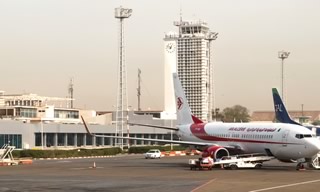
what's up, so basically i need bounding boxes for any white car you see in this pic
[144,149,161,159]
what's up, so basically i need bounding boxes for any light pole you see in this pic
[127,105,132,149]
[41,119,44,150]
[115,6,132,150]
[170,119,173,151]
[278,50,290,102]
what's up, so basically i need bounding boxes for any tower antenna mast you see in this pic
[137,68,141,111]
[68,77,74,108]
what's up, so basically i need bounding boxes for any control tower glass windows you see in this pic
[54,110,79,119]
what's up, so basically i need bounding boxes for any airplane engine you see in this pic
[202,146,229,159]
[277,159,298,163]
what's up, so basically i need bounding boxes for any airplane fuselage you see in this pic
[177,122,320,160]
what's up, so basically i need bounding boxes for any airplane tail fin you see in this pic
[173,73,203,125]
[272,88,301,125]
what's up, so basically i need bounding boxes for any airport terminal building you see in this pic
[0,92,177,149]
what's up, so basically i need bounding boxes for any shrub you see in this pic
[12,147,122,159]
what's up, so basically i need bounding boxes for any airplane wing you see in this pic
[81,116,244,150]
[81,116,213,146]
[128,122,179,131]
[95,133,243,151]
[92,134,217,146]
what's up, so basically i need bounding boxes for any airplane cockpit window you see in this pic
[296,134,314,139]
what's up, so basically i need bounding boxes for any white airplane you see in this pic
[272,87,320,135]
[82,73,320,166]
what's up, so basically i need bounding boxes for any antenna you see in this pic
[68,78,74,108]
[179,5,183,37]
[137,68,141,111]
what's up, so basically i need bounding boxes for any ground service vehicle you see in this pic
[189,159,213,170]
[189,153,273,170]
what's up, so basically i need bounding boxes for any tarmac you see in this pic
[0,154,320,192]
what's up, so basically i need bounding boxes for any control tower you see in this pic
[165,19,218,122]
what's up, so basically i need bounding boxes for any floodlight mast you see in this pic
[206,32,218,121]
[278,50,290,102]
[115,6,132,150]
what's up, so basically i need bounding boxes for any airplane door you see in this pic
[282,130,290,147]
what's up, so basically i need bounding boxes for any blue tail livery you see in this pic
[272,88,301,126]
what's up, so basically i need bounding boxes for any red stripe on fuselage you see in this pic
[190,123,299,145]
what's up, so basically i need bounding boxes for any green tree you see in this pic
[222,105,250,122]
[212,108,224,121]
[312,120,320,126]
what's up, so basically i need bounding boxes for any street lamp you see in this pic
[170,119,173,151]
[278,50,290,102]
[41,119,44,150]
[126,105,132,149]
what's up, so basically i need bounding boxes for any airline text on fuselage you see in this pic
[228,127,277,132]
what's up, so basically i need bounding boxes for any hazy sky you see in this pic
[1,0,320,113]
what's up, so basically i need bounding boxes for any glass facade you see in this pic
[58,133,64,146]
[86,135,92,145]
[15,108,37,118]
[33,133,176,148]
[104,134,113,145]
[136,134,142,145]
[46,133,54,147]
[35,133,42,146]
[54,110,79,119]
[96,137,102,146]
[67,133,74,146]
[0,134,22,149]
[77,133,83,146]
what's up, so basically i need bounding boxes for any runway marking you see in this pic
[191,178,216,192]
[89,167,104,169]
[70,167,104,170]
[70,168,87,170]
[249,179,320,192]
[0,178,96,182]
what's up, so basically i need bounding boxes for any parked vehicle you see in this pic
[144,149,161,159]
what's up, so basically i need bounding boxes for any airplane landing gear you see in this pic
[296,162,305,171]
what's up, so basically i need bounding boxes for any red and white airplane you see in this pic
[82,73,320,164]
